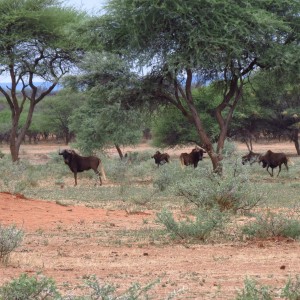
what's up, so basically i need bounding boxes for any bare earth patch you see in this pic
[0,141,300,299]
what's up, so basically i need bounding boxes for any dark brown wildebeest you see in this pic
[241,150,262,165]
[259,149,290,177]
[151,151,170,167]
[180,147,206,168]
[59,149,106,186]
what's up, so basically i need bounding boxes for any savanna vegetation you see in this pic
[0,144,300,297]
[0,0,300,298]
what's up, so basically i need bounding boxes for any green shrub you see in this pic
[173,158,265,213]
[125,151,153,164]
[235,277,272,300]
[241,211,300,239]
[83,275,166,300]
[281,275,300,299]
[0,273,61,300]
[0,157,41,193]
[153,164,178,192]
[104,155,153,185]
[48,151,63,164]
[127,160,154,181]
[0,224,24,264]
[236,276,300,300]
[156,208,228,241]
[105,158,129,183]
[0,273,179,300]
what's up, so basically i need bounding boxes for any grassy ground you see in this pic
[1,143,300,299]
[1,146,299,210]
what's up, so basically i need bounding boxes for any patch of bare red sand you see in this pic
[0,192,300,299]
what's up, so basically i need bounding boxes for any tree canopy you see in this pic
[0,0,86,160]
[89,0,300,171]
[65,52,147,156]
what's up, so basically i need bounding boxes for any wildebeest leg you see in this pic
[74,172,77,186]
[284,162,289,171]
[95,170,102,186]
[266,166,273,177]
[277,165,282,177]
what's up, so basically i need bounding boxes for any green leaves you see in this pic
[99,0,300,72]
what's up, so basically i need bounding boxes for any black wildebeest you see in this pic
[241,150,262,165]
[259,149,290,177]
[151,151,170,167]
[180,147,206,168]
[59,149,106,186]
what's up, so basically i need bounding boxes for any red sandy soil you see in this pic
[0,141,300,299]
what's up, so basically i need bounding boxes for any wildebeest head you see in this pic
[191,147,206,161]
[151,151,161,159]
[242,151,261,165]
[59,149,75,165]
[258,155,267,168]
[260,159,268,168]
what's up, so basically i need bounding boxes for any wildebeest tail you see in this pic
[180,155,185,169]
[99,161,107,181]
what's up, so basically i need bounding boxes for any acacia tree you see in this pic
[92,0,300,172]
[0,0,85,161]
[65,52,145,157]
[33,89,85,144]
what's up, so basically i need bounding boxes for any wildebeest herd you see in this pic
[59,146,292,186]
[151,147,206,168]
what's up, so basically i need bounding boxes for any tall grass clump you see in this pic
[156,208,228,241]
[241,210,300,239]
[0,224,24,264]
[173,158,265,213]
[0,156,37,193]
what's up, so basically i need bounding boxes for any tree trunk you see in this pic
[9,111,21,162]
[115,144,124,159]
[291,129,300,155]
[10,137,20,162]
[184,69,223,173]
[64,128,70,145]
[10,102,35,162]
